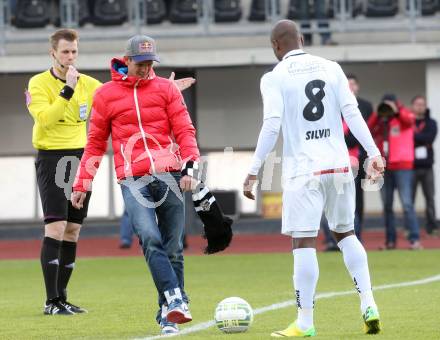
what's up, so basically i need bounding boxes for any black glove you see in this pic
[192,183,233,254]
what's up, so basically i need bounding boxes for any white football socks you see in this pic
[293,248,319,330]
[338,235,377,314]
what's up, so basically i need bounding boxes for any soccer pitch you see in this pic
[1,250,439,339]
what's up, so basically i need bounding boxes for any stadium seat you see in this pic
[13,0,51,28]
[52,0,91,27]
[214,0,242,22]
[77,0,92,26]
[145,0,167,24]
[90,0,128,26]
[169,0,199,24]
[248,0,280,21]
[287,0,301,20]
[365,0,398,17]
[423,0,439,15]
[406,0,438,16]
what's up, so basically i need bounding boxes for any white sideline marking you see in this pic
[136,274,440,339]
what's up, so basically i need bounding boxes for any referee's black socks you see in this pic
[40,237,61,302]
[58,240,77,301]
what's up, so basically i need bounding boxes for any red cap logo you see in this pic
[139,41,153,53]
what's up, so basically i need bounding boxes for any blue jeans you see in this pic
[121,172,187,320]
[381,170,420,244]
[119,207,134,246]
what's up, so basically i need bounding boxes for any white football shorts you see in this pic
[282,171,355,237]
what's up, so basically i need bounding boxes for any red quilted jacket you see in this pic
[369,103,415,170]
[73,58,199,192]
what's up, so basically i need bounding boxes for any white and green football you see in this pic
[214,297,253,333]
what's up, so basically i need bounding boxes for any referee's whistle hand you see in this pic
[71,191,87,209]
[66,65,79,90]
[243,174,257,200]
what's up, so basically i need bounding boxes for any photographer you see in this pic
[370,94,421,250]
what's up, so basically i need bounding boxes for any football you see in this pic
[214,297,253,333]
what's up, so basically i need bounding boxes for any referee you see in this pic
[26,29,101,315]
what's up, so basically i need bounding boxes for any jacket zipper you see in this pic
[134,80,156,175]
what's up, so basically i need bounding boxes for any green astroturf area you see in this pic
[1,250,439,339]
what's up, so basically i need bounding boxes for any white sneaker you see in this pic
[160,317,179,335]
[159,304,179,335]
[166,299,192,324]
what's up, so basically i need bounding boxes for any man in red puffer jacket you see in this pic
[370,93,421,250]
[71,35,199,335]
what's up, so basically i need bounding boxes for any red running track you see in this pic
[0,230,439,260]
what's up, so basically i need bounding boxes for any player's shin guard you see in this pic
[293,248,319,331]
[338,235,376,313]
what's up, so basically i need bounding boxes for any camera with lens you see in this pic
[377,93,398,119]
[377,102,396,118]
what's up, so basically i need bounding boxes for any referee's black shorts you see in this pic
[35,149,91,225]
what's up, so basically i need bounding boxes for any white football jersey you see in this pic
[261,49,358,178]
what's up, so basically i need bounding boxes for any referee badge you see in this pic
[79,104,88,121]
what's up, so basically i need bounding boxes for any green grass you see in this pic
[1,250,439,339]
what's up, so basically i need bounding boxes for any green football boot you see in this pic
[271,321,316,337]
[363,306,381,334]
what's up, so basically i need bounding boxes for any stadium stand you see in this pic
[248,0,280,21]
[214,0,243,22]
[13,0,51,28]
[327,0,360,18]
[169,0,200,23]
[52,0,91,27]
[365,0,399,17]
[90,0,128,26]
[406,0,439,15]
[2,0,440,32]
[145,0,167,24]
